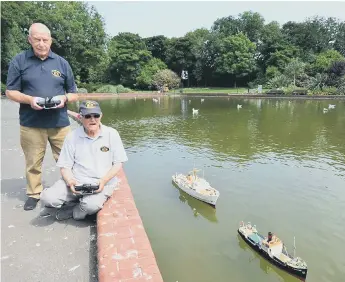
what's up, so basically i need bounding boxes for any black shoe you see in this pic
[24,197,39,211]
[56,206,74,221]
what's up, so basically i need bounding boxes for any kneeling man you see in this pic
[40,100,128,220]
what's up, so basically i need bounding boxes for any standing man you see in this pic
[6,23,79,210]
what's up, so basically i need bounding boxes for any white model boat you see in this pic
[172,168,220,207]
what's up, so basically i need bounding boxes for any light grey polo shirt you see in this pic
[56,124,128,185]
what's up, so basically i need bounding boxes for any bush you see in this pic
[136,58,167,89]
[323,86,338,95]
[152,69,180,91]
[1,82,6,94]
[77,88,88,93]
[306,73,328,90]
[265,66,281,80]
[265,89,285,95]
[96,84,131,94]
[77,83,103,93]
[115,84,132,93]
[266,75,290,88]
[281,86,307,95]
[309,87,337,95]
[337,78,345,95]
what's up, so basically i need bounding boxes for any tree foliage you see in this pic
[2,3,345,93]
[136,58,167,89]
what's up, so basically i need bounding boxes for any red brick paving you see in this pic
[67,111,164,282]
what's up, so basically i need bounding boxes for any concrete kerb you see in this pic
[67,110,164,282]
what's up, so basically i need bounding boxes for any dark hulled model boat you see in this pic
[238,221,308,281]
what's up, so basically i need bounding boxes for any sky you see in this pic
[89,1,345,38]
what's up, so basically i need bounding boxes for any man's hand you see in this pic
[66,178,80,194]
[30,97,43,110]
[55,95,67,109]
[95,179,106,193]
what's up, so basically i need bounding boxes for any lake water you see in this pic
[71,96,345,282]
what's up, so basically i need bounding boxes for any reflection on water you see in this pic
[237,234,299,282]
[172,181,218,223]
[69,97,345,282]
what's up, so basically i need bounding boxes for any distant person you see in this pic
[6,23,79,210]
[40,101,128,220]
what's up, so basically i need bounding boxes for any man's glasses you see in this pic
[83,114,100,119]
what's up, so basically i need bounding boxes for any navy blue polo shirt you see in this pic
[6,49,77,128]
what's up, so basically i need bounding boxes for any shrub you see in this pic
[77,88,88,93]
[115,84,132,93]
[77,83,103,93]
[1,82,6,94]
[152,69,180,91]
[95,84,131,94]
[337,78,345,95]
[266,75,290,88]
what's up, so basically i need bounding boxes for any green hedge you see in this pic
[1,82,6,93]
[77,83,132,94]
[96,84,131,94]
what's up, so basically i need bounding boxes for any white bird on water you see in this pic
[201,98,205,103]
[237,104,242,109]
[192,108,199,114]
[328,104,335,109]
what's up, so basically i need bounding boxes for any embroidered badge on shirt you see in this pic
[51,70,61,77]
[100,146,109,152]
[85,101,98,108]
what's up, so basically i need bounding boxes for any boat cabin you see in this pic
[261,232,283,257]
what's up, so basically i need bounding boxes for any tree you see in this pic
[266,45,300,71]
[144,35,168,63]
[212,15,241,36]
[284,58,306,87]
[1,1,107,83]
[108,32,152,86]
[136,58,167,89]
[313,50,345,73]
[212,11,265,43]
[238,11,265,43]
[165,37,194,79]
[334,22,345,56]
[184,28,210,85]
[214,33,257,87]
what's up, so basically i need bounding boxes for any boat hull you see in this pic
[238,230,307,281]
[172,176,219,207]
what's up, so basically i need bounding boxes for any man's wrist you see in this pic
[64,94,69,103]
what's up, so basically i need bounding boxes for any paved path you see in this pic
[1,98,97,282]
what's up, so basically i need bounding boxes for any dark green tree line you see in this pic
[2,2,345,93]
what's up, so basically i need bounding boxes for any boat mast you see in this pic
[293,236,296,257]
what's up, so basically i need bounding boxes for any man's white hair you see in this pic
[28,23,51,37]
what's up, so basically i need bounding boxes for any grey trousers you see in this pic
[40,179,116,219]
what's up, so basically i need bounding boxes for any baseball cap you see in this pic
[79,100,102,116]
